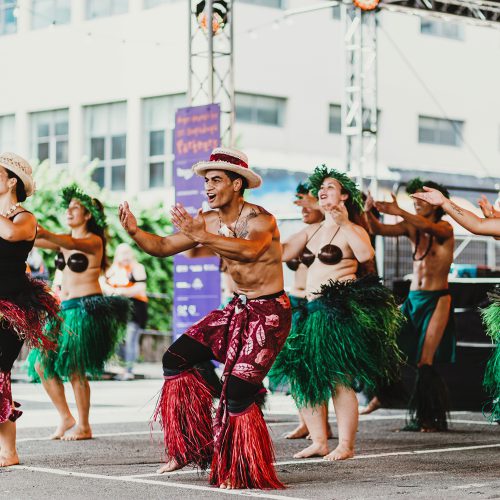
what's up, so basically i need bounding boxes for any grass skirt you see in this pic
[269,275,404,407]
[26,294,129,381]
[481,290,499,421]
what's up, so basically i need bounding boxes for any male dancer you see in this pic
[119,147,291,490]
[363,179,455,431]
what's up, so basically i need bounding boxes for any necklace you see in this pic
[412,230,433,261]
[1,202,20,218]
[218,202,246,238]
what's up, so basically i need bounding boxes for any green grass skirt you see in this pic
[481,290,499,421]
[26,294,130,381]
[268,275,404,407]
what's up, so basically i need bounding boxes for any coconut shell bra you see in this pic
[286,224,346,270]
[55,252,89,273]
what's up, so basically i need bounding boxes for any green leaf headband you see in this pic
[307,165,364,214]
[406,177,450,199]
[61,183,107,229]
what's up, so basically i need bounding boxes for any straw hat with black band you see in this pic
[0,152,35,198]
[192,147,262,189]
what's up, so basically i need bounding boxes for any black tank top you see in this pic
[0,211,35,296]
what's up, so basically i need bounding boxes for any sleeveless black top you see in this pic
[0,211,35,296]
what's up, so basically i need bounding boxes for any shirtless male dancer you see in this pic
[119,147,291,490]
[363,178,456,431]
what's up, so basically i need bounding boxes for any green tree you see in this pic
[26,162,173,331]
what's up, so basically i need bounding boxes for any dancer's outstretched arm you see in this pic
[363,191,409,237]
[375,193,452,241]
[169,203,274,262]
[412,187,500,237]
[119,201,197,257]
[36,226,102,254]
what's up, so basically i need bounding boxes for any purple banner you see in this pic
[173,104,221,339]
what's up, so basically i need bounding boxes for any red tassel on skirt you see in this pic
[210,403,284,489]
[152,369,214,469]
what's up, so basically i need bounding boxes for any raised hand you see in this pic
[364,190,375,212]
[326,201,350,226]
[170,203,206,241]
[478,195,498,218]
[410,186,446,207]
[119,201,138,236]
[294,193,320,210]
[36,224,48,239]
[375,193,402,216]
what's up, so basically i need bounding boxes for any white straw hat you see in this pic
[192,147,262,189]
[0,152,35,197]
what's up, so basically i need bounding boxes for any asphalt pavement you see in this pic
[2,364,499,500]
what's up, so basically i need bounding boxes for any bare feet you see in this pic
[220,480,236,489]
[359,397,381,415]
[50,416,76,440]
[421,426,439,433]
[0,453,19,467]
[293,442,329,459]
[157,459,185,474]
[306,425,334,440]
[284,424,309,439]
[60,425,92,441]
[323,444,354,461]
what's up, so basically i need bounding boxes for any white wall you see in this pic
[0,0,498,205]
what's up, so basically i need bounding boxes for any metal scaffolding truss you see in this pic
[380,0,500,27]
[188,0,235,146]
[343,4,378,192]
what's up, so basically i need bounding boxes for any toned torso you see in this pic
[303,222,358,299]
[407,225,454,291]
[59,245,103,300]
[290,264,308,299]
[203,204,284,299]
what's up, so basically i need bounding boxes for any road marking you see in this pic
[448,481,500,491]
[10,465,307,500]
[391,471,442,478]
[122,443,500,478]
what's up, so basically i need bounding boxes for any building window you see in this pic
[143,94,186,189]
[144,0,179,7]
[0,115,15,152]
[239,0,284,8]
[86,0,128,19]
[236,93,285,127]
[85,102,127,191]
[420,19,464,40]
[30,109,69,166]
[418,115,463,147]
[329,104,342,134]
[332,4,341,20]
[32,0,71,29]
[0,1,17,35]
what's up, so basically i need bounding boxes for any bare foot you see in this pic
[306,425,334,440]
[323,444,354,461]
[0,453,19,467]
[50,416,76,440]
[359,397,381,415]
[284,424,309,439]
[60,425,92,441]
[293,442,329,459]
[421,427,439,433]
[157,459,185,474]
[220,479,241,489]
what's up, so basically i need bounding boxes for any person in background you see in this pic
[102,243,148,381]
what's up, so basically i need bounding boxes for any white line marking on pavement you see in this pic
[122,443,500,478]
[10,465,308,500]
[448,481,500,491]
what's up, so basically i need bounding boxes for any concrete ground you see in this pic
[2,364,499,500]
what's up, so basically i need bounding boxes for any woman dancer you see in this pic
[411,187,500,421]
[271,165,403,460]
[27,184,129,440]
[0,152,60,466]
[275,182,332,440]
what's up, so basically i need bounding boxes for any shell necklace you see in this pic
[1,202,20,218]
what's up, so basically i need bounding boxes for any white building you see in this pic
[0,0,499,218]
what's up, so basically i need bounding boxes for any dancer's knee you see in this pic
[226,376,262,415]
